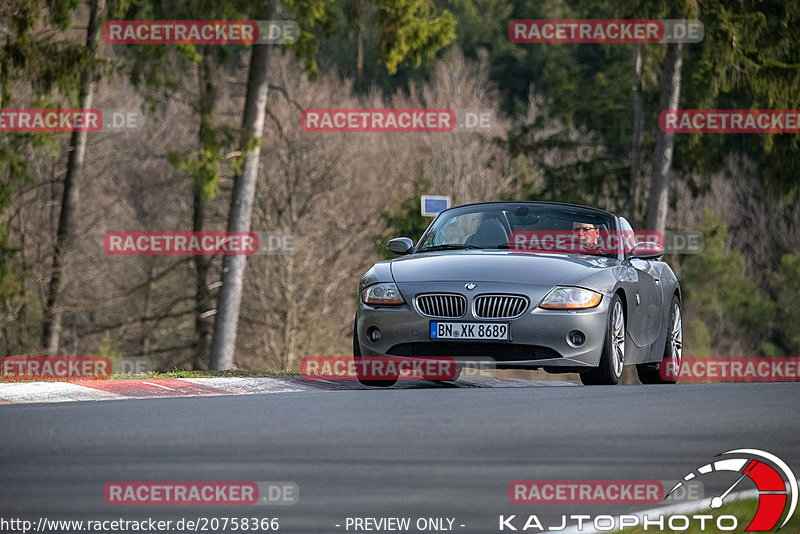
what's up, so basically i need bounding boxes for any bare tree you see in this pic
[628,41,644,223]
[210,23,274,370]
[645,39,684,234]
[191,52,218,369]
[42,0,105,355]
[237,53,370,369]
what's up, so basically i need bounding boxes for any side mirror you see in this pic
[630,241,664,259]
[387,237,414,255]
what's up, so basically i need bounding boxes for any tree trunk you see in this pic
[140,260,153,358]
[281,254,296,370]
[628,41,644,223]
[645,40,684,234]
[193,52,215,369]
[193,185,211,368]
[42,0,105,355]
[210,16,273,370]
[356,30,364,88]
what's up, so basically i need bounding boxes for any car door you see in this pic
[619,217,663,347]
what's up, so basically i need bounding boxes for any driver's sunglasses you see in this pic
[575,225,599,232]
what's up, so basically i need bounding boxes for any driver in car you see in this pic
[572,222,603,253]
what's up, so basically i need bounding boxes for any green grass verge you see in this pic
[615,498,799,533]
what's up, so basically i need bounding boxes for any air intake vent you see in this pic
[416,294,467,318]
[473,295,528,319]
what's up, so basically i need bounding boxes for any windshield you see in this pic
[416,203,619,257]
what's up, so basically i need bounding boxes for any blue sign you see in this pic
[421,195,451,217]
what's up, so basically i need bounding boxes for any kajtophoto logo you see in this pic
[501,449,796,531]
[667,449,797,531]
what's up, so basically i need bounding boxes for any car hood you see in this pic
[389,251,598,286]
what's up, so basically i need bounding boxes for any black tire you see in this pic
[580,294,625,386]
[637,295,682,384]
[353,315,397,387]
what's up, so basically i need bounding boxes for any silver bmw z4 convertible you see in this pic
[354,201,683,387]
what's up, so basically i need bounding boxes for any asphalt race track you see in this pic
[1,380,799,533]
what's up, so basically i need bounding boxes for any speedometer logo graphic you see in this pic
[666,449,797,531]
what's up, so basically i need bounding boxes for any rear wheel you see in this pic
[580,294,625,386]
[637,295,682,384]
[353,315,397,387]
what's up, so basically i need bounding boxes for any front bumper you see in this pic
[356,281,610,369]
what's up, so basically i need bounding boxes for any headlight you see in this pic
[361,283,405,306]
[539,286,602,310]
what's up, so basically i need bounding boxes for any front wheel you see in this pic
[637,295,682,384]
[353,316,397,387]
[580,294,625,386]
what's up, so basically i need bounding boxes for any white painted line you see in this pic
[141,381,175,390]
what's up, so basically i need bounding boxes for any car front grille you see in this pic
[473,294,528,319]
[416,294,467,318]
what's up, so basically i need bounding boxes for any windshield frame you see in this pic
[413,201,622,259]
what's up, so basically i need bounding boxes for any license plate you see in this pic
[430,322,509,341]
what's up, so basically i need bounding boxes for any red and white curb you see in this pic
[0,377,311,404]
[0,376,577,404]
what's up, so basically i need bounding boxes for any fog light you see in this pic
[568,330,585,346]
[367,327,381,343]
